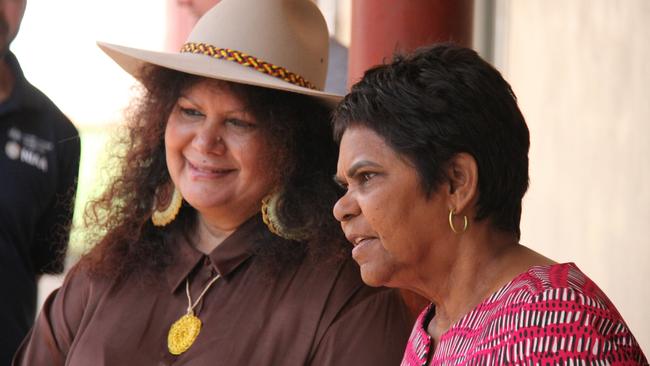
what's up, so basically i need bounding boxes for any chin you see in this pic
[359,264,394,288]
[181,189,229,210]
[184,197,225,212]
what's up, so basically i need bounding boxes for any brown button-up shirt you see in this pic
[14,215,412,365]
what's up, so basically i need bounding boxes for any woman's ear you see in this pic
[445,152,479,214]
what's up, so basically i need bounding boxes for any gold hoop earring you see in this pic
[261,193,283,237]
[261,193,308,241]
[448,208,468,234]
[152,184,183,227]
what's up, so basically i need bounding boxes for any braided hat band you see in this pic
[180,42,318,91]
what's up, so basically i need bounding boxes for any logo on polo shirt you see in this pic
[5,141,20,159]
[4,127,51,172]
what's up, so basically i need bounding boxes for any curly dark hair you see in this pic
[80,66,347,280]
[333,44,530,238]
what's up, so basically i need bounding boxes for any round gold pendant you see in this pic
[168,313,202,355]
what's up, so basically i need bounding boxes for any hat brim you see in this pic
[98,41,344,106]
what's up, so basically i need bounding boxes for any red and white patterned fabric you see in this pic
[401,263,648,366]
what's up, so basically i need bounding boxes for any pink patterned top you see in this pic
[401,263,648,365]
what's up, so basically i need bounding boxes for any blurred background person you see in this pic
[332,44,647,365]
[175,0,217,19]
[0,0,80,363]
[13,0,411,364]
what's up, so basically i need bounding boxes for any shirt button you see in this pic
[202,256,217,276]
[203,256,211,267]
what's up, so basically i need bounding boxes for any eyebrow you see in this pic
[347,160,381,177]
[177,95,250,115]
[177,94,197,105]
[333,160,381,187]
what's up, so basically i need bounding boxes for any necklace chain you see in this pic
[185,273,221,314]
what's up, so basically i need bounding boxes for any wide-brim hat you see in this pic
[98,0,342,105]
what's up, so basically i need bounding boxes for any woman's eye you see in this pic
[226,118,256,129]
[359,172,376,183]
[179,107,204,118]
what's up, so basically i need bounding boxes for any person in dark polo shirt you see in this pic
[0,0,80,363]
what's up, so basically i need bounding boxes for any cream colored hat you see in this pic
[98,0,342,104]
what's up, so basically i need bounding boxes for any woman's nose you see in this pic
[192,122,225,154]
[333,191,359,223]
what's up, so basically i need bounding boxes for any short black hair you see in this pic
[333,43,530,238]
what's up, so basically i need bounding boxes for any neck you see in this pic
[192,213,238,254]
[192,204,264,254]
[408,222,553,337]
[0,59,15,102]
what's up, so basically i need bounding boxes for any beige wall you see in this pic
[494,0,650,353]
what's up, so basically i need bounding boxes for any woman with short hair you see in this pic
[332,44,647,365]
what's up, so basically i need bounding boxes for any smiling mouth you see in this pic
[187,161,236,177]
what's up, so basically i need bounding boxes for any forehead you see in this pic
[182,79,246,104]
[340,126,385,151]
[0,0,26,19]
[184,78,231,93]
[338,126,405,170]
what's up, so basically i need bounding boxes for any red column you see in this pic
[349,0,474,320]
[349,0,474,87]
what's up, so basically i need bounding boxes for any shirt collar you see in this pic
[165,213,265,293]
[0,51,42,115]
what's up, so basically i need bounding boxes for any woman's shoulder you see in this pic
[498,263,647,364]
[13,262,117,364]
[292,252,409,324]
[492,262,628,323]
[54,263,109,305]
[302,252,399,302]
[52,259,127,314]
[303,255,413,365]
[511,263,617,311]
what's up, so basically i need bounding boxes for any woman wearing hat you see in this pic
[13,1,411,365]
[332,44,647,365]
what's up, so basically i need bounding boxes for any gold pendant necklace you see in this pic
[168,273,221,355]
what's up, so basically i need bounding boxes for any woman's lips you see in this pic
[187,160,235,179]
[351,237,377,260]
